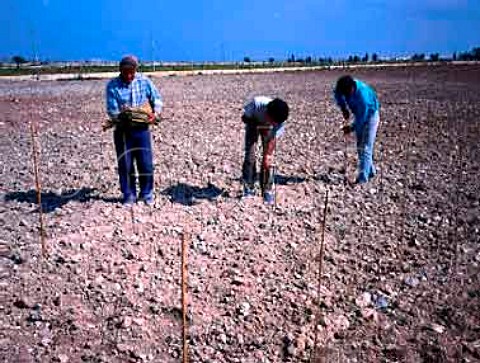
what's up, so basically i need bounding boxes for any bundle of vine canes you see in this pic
[102,102,160,131]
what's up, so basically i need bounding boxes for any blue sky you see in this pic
[2,0,480,61]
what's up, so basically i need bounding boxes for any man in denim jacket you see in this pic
[334,75,380,184]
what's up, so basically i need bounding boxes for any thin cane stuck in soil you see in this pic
[121,132,137,234]
[129,204,137,234]
[29,120,47,257]
[343,134,349,186]
[311,189,329,362]
[182,231,190,363]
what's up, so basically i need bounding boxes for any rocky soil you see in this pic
[0,65,479,362]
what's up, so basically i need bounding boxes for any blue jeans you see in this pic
[355,111,379,184]
[113,126,154,200]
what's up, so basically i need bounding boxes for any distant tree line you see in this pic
[241,46,480,65]
[453,47,480,61]
[4,46,480,73]
[241,52,391,65]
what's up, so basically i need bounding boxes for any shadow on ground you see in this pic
[161,182,224,206]
[3,187,119,213]
[274,174,307,185]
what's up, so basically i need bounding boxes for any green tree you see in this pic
[458,52,471,61]
[243,56,251,63]
[372,53,378,62]
[472,47,480,60]
[12,55,27,69]
[411,53,425,61]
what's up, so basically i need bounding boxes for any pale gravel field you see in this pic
[0,65,479,362]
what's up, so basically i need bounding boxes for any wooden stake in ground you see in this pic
[182,232,190,363]
[29,121,47,257]
[343,134,349,185]
[311,189,329,362]
[129,202,137,234]
[121,132,137,234]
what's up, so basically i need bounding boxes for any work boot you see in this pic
[141,195,154,206]
[122,194,136,206]
[243,185,255,198]
[263,191,275,205]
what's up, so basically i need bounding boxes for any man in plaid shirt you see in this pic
[106,55,163,205]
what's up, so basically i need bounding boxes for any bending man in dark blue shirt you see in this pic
[334,75,380,184]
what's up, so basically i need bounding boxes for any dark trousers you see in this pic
[242,123,274,192]
[113,126,154,200]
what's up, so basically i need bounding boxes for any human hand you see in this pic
[342,123,353,135]
[147,113,156,124]
[149,112,161,124]
[102,119,114,131]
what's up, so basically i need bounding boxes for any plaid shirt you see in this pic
[106,73,163,118]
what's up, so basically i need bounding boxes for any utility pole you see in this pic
[221,42,226,63]
[151,32,156,72]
